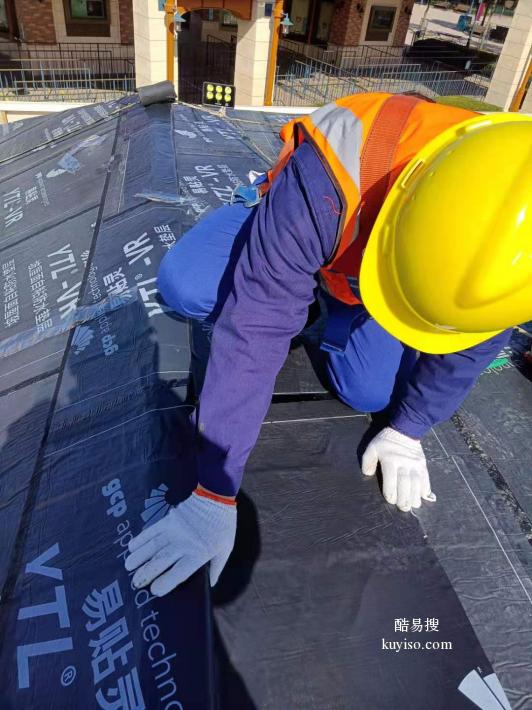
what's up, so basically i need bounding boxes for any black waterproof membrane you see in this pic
[0,97,531,710]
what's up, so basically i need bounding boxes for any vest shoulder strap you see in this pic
[359,94,421,242]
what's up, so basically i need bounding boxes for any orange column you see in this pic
[264,0,284,106]
[164,1,175,84]
[509,57,532,112]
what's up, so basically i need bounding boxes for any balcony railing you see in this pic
[0,41,135,101]
[273,55,493,106]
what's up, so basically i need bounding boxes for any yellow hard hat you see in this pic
[360,113,532,354]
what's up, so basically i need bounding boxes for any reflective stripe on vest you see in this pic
[321,94,421,305]
[308,103,363,192]
[263,93,477,306]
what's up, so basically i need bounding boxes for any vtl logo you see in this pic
[16,544,73,689]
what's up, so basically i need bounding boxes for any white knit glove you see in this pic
[125,491,237,596]
[361,427,437,512]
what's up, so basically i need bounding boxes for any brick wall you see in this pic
[330,0,411,47]
[118,0,134,44]
[16,0,57,43]
[329,0,364,46]
[393,2,412,45]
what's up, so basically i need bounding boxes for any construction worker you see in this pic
[125,93,532,598]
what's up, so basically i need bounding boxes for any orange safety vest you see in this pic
[262,93,477,306]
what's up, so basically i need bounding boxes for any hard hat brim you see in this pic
[360,232,503,354]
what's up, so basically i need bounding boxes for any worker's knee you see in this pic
[324,309,411,413]
[326,354,393,413]
[157,250,213,321]
[156,203,254,321]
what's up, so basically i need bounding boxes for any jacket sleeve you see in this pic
[388,329,512,439]
[195,142,341,496]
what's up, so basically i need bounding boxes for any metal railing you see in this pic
[0,65,134,102]
[278,37,494,75]
[0,41,135,101]
[0,41,134,65]
[410,25,503,53]
[273,55,492,106]
[280,39,406,64]
[414,0,515,11]
[278,39,408,73]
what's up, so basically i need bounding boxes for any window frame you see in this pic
[364,4,397,42]
[62,0,111,37]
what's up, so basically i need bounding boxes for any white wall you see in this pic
[234,0,273,106]
[486,0,532,110]
[0,100,315,126]
[0,100,90,124]
[132,0,174,88]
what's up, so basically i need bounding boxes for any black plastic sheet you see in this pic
[1,96,530,710]
[214,401,501,709]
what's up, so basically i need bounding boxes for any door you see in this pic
[312,0,334,44]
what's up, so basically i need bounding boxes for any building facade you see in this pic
[188,0,411,49]
[486,0,531,110]
[0,0,133,45]
[284,0,411,49]
[1,0,411,107]
[132,0,412,107]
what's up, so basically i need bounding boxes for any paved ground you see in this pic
[407,2,513,54]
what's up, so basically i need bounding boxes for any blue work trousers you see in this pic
[158,203,416,413]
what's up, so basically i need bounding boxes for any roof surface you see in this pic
[0,96,531,709]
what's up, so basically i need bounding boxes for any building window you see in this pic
[0,0,18,38]
[63,0,111,36]
[365,5,396,42]
[289,0,311,37]
[284,0,333,46]
[315,0,334,42]
[220,11,238,27]
[71,0,106,18]
[0,0,8,33]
